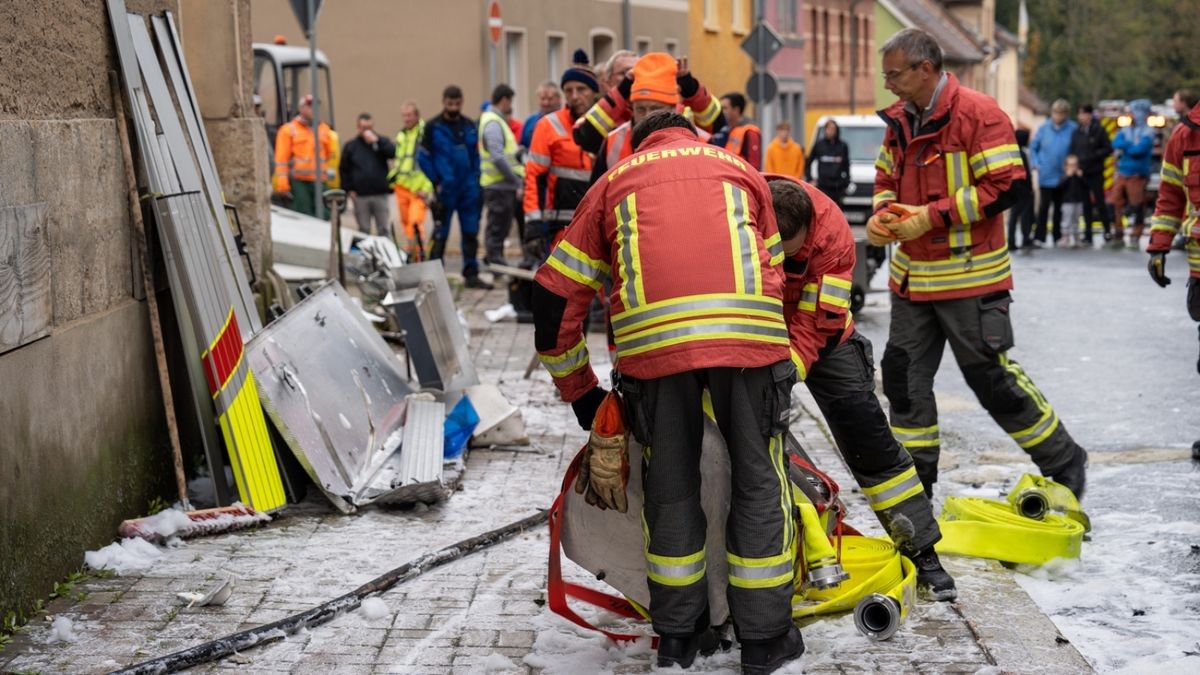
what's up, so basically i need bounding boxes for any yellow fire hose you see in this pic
[1007,473,1091,532]
[935,495,1085,565]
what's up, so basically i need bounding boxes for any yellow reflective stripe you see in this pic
[892,424,939,448]
[615,317,789,357]
[724,182,761,295]
[954,186,981,228]
[818,275,853,309]
[1009,409,1061,449]
[646,549,706,586]
[895,245,1008,275]
[695,97,722,127]
[615,193,646,309]
[873,189,897,209]
[863,467,924,511]
[613,301,784,338]
[586,104,617,135]
[765,232,784,266]
[770,434,793,553]
[907,259,1011,293]
[1161,161,1184,188]
[791,348,808,381]
[611,293,783,332]
[798,282,818,312]
[546,241,610,291]
[1150,214,1182,234]
[727,547,794,589]
[538,337,590,378]
[968,143,1021,179]
[875,146,894,173]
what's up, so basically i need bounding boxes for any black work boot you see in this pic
[913,547,957,601]
[463,274,493,290]
[1191,441,1200,462]
[1051,445,1089,501]
[740,625,805,675]
[656,628,719,669]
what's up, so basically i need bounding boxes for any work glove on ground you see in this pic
[866,210,898,246]
[1147,252,1171,287]
[572,389,630,512]
[885,203,936,241]
[570,386,607,431]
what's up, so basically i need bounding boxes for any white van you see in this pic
[808,114,887,224]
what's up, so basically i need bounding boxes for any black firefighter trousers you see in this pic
[620,361,796,642]
[806,331,940,556]
[881,291,1083,493]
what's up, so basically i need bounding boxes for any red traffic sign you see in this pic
[488,1,503,45]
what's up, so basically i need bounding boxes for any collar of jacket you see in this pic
[638,126,701,151]
[1186,103,1200,130]
[878,72,960,150]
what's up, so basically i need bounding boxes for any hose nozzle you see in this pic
[1013,488,1049,520]
[854,593,901,641]
[807,558,850,589]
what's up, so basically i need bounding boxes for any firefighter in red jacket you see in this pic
[574,53,724,182]
[868,29,1088,498]
[523,50,599,262]
[767,175,955,601]
[533,112,804,674]
[1146,99,1200,459]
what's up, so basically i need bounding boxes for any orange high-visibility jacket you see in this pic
[726,123,763,171]
[874,73,1027,301]
[273,117,336,193]
[767,175,856,380]
[1149,103,1200,279]
[523,108,592,225]
[534,126,789,402]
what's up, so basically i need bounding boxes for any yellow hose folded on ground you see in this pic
[1007,473,1092,532]
[936,496,1084,565]
[792,536,916,622]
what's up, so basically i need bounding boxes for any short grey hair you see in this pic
[880,28,943,71]
[536,80,561,95]
[1051,98,1071,113]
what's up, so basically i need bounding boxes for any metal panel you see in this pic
[0,203,51,354]
[246,282,429,512]
[383,261,478,393]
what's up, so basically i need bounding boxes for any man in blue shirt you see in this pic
[1030,98,1078,246]
[519,81,562,151]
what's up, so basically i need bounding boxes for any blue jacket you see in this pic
[520,111,545,149]
[1030,118,1078,187]
[1112,100,1154,177]
[418,112,481,197]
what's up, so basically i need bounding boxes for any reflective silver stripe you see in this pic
[551,166,591,181]
[864,472,923,508]
[1010,411,1058,447]
[908,260,1011,290]
[546,208,576,222]
[546,112,567,137]
[818,280,852,302]
[799,289,818,308]
[538,338,590,378]
[1161,163,1184,186]
[526,209,543,220]
[767,238,784,262]
[611,295,783,333]
[903,246,1008,274]
[616,195,641,308]
[970,148,1021,177]
[548,244,609,287]
[527,152,551,166]
[617,321,788,351]
[893,429,938,444]
[729,184,757,295]
[647,558,705,580]
[728,559,793,581]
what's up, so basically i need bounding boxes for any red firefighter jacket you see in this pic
[874,73,1027,301]
[1149,103,1200,279]
[766,175,856,380]
[524,108,593,225]
[575,78,722,156]
[534,126,790,402]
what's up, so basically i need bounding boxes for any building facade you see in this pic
[796,0,877,140]
[252,0,689,136]
[688,0,755,117]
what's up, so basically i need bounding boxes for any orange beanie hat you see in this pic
[630,53,679,106]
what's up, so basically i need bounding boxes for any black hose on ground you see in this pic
[113,510,549,675]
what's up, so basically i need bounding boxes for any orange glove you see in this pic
[885,203,936,241]
[866,210,898,246]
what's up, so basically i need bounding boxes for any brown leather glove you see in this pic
[572,391,630,512]
[866,211,898,246]
[886,203,936,241]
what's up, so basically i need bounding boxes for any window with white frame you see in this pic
[704,0,718,30]
[665,39,678,57]
[547,34,565,81]
[636,37,651,56]
[505,30,526,117]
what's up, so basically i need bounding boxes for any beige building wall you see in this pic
[251,0,688,137]
[995,48,1019,125]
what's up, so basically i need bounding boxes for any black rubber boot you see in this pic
[913,547,957,601]
[740,625,805,675]
[463,274,493,290]
[428,236,447,261]
[656,628,719,669]
[1051,445,1089,501]
[1191,441,1200,462]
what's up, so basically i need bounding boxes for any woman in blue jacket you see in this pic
[1029,99,1078,246]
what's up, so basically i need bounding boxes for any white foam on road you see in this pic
[83,538,163,574]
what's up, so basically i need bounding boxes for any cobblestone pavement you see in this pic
[1,279,1091,675]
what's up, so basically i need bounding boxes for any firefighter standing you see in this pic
[574,53,724,181]
[272,94,336,217]
[1146,99,1200,460]
[768,175,956,601]
[868,28,1089,499]
[533,112,803,673]
[523,50,600,263]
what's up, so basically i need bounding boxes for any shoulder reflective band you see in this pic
[935,496,1084,566]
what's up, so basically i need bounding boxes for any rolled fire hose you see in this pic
[935,496,1084,566]
[792,536,917,641]
[1007,473,1091,532]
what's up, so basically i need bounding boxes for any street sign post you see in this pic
[746,71,778,105]
[741,21,783,106]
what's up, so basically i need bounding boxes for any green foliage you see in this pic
[146,495,172,515]
[1023,0,1200,106]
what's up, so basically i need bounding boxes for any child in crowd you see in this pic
[1060,154,1088,248]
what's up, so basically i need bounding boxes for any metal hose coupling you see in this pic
[854,593,901,641]
[807,557,850,589]
[1013,488,1049,520]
